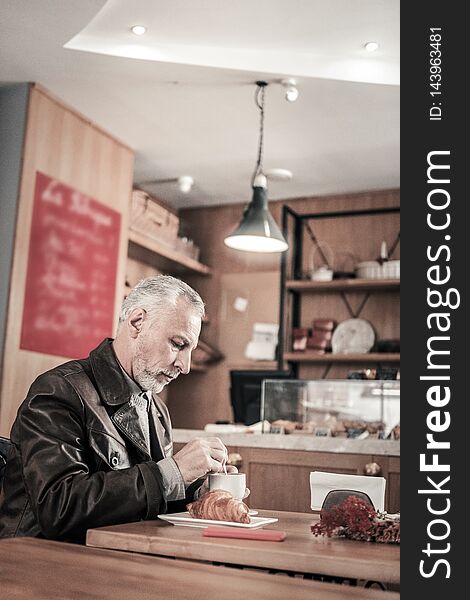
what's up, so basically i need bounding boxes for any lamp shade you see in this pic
[224,185,288,253]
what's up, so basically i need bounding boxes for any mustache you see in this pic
[160,370,179,379]
[140,368,179,381]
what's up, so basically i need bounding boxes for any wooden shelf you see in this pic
[227,361,279,370]
[284,352,400,364]
[128,229,212,276]
[286,278,400,292]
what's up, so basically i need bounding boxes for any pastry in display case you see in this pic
[260,379,400,439]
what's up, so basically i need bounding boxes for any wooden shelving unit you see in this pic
[128,229,212,276]
[286,278,400,292]
[278,205,400,376]
[283,352,400,364]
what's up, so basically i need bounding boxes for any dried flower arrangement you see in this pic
[311,495,400,544]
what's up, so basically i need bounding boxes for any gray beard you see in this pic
[134,368,165,395]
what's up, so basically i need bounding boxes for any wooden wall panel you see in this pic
[374,455,400,513]
[168,189,399,428]
[0,84,134,436]
[167,271,280,430]
[217,271,279,365]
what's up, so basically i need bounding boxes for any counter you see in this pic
[173,429,400,513]
[173,429,400,457]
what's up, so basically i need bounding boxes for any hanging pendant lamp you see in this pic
[224,81,288,253]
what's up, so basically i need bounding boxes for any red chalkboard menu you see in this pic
[20,171,122,359]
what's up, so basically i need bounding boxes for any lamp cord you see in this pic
[251,82,267,187]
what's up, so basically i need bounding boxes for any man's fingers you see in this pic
[183,437,231,478]
[208,457,224,473]
[205,437,226,451]
[209,448,225,464]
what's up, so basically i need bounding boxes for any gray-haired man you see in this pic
[0,276,234,542]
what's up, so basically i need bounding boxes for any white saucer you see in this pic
[158,511,277,529]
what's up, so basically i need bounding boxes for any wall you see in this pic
[0,84,134,436]
[0,84,29,385]
[168,189,400,429]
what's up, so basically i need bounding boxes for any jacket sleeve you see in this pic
[166,478,204,513]
[14,372,166,541]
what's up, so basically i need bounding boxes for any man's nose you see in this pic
[175,350,191,375]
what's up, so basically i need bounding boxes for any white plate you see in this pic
[158,511,277,529]
[331,318,375,354]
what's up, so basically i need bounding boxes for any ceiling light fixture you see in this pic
[265,168,293,182]
[364,41,379,52]
[137,175,194,194]
[224,81,289,253]
[131,25,147,36]
[177,175,194,194]
[281,78,299,102]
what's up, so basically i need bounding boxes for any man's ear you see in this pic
[128,308,147,338]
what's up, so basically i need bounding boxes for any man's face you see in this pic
[132,298,202,395]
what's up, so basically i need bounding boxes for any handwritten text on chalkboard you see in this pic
[20,171,121,359]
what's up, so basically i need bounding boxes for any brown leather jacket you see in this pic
[0,339,198,543]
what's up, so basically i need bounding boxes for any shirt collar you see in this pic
[116,359,152,412]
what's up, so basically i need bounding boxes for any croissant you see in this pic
[187,490,251,524]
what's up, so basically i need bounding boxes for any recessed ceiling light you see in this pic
[131,25,147,36]
[364,41,379,52]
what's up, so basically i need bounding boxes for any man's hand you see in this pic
[196,464,252,499]
[173,437,228,485]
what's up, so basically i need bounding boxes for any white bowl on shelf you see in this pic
[310,267,334,281]
[355,260,400,280]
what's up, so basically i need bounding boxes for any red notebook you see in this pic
[203,526,286,542]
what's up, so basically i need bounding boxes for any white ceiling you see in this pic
[0,0,399,209]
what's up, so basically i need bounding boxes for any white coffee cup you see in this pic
[208,473,246,500]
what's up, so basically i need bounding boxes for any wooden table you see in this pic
[87,509,400,585]
[0,537,398,600]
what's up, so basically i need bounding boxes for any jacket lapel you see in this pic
[88,339,175,462]
[111,394,151,460]
[89,339,151,460]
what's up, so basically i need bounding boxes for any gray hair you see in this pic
[118,275,205,329]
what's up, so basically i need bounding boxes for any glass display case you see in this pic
[261,379,400,439]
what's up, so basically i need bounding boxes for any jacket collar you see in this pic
[89,338,133,407]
